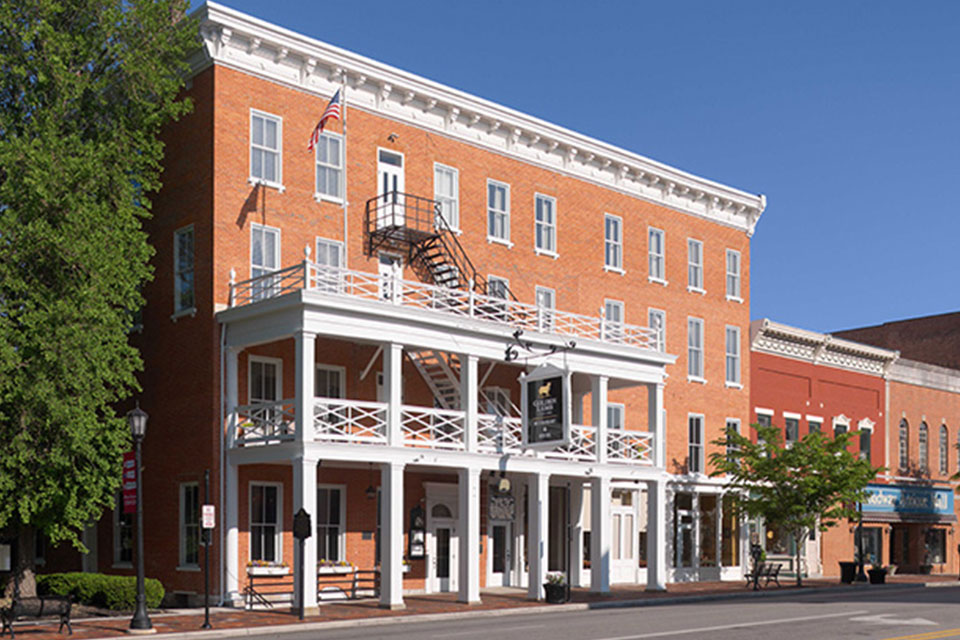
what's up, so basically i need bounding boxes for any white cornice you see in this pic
[191,2,766,235]
[889,358,960,394]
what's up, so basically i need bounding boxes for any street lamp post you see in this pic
[855,501,867,583]
[127,404,155,634]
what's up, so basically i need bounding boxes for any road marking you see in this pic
[879,630,960,640]
[436,623,545,637]
[591,609,870,639]
[850,613,936,626]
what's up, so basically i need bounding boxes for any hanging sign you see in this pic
[521,364,571,450]
[122,451,137,514]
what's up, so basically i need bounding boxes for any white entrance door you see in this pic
[428,503,458,593]
[611,490,637,583]
[378,253,402,301]
[377,149,404,228]
[488,520,513,587]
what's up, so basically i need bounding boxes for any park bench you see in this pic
[0,595,72,638]
[744,562,782,589]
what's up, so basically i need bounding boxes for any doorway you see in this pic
[376,149,404,228]
[488,520,514,587]
[428,502,458,593]
[611,489,637,583]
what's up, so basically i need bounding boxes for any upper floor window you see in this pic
[249,357,281,404]
[648,227,665,281]
[859,427,872,462]
[434,164,459,231]
[809,419,822,434]
[726,418,741,464]
[784,415,799,446]
[688,414,704,474]
[315,132,343,200]
[604,299,624,341]
[316,364,345,399]
[534,194,557,254]
[604,214,623,270]
[919,422,928,470]
[251,224,280,299]
[535,286,555,331]
[899,419,909,470]
[314,237,343,293]
[250,110,282,186]
[648,308,666,352]
[687,239,703,291]
[179,483,200,567]
[487,180,510,243]
[725,326,741,386]
[607,403,625,430]
[726,249,741,300]
[687,317,704,380]
[940,425,949,475]
[174,226,195,313]
[488,276,509,299]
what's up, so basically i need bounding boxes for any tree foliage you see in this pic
[709,423,880,586]
[0,0,197,554]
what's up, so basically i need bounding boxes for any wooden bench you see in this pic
[1,596,72,638]
[744,562,782,589]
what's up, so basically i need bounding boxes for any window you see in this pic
[688,415,704,474]
[604,299,624,341]
[726,249,741,300]
[316,365,345,398]
[919,422,928,470]
[487,180,510,243]
[809,419,822,434]
[784,416,799,446]
[725,326,741,385]
[648,308,666,352]
[860,427,872,463]
[607,403,625,430]
[834,420,848,437]
[317,486,345,562]
[926,528,946,564]
[756,411,772,428]
[940,425,949,475]
[899,420,909,470]
[534,194,556,254]
[434,164,459,230]
[488,276,509,299]
[250,110,281,186]
[250,484,281,562]
[604,214,623,270]
[249,357,281,404]
[174,226,195,313]
[725,419,740,464]
[180,483,200,567]
[648,227,665,281]
[687,239,703,291]
[315,237,343,292]
[251,224,280,299]
[315,132,343,200]
[114,493,133,566]
[687,317,704,380]
[535,286,555,331]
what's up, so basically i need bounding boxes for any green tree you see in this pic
[0,0,196,594]
[709,423,879,586]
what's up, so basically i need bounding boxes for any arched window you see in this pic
[940,425,949,476]
[899,420,909,470]
[431,503,452,518]
[919,422,929,471]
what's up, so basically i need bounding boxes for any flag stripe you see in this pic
[307,90,342,151]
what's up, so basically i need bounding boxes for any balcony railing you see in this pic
[233,399,655,467]
[228,261,659,351]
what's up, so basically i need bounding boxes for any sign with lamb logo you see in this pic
[521,363,570,449]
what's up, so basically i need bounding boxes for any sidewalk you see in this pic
[9,574,958,640]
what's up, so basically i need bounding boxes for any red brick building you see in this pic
[43,2,767,608]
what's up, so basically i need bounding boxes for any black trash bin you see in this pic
[839,561,857,584]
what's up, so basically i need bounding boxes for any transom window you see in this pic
[687,317,704,379]
[534,194,556,254]
[648,227,665,281]
[487,180,510,243]
[315,132,343,200]
[250,484,281,563]
[250,110,281,186]
[434,164,459,230]
[174,226,195,313]
[604,214,622,270]
[687,239,703,291]
[726,249,741,299]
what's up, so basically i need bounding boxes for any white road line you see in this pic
[436,623,545,638]
[591,609,871,640]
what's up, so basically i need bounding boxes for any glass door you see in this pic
[377,149,404,228]
[489,521,513,587]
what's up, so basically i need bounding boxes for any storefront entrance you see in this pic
[426,484,459,593]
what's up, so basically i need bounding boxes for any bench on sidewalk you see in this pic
[744,562,782,589]
[0,595,72,638]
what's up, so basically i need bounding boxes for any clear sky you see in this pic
[198,0,960,333]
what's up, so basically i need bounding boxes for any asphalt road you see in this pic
[244,585,960,640]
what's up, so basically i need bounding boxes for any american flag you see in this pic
[307,89,342,151]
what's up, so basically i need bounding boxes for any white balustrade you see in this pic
[542,424,597,462]
[313,399,388,444]
[235,400,296,444]
[401,406,466,450]
[606,428,654,464]
[477,414,524,454]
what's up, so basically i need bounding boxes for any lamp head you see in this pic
[127,403,148,441]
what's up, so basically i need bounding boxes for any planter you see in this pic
[919,564,933,575]
[318,566,355,575]
[543,583,567,604]
[838,561,857,584]
[248,565,290,576]
[868,568,886,584]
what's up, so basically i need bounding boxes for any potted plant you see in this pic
[867,564,887,584]
[543,572,567,604]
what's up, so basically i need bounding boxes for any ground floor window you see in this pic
[250,483,281,563]
[180,483,200,567]
[673,492,694,567]
[317,486,344,562]
[767,525,796,557]
[854,526,882,566]
[114,493,133,566]
[926,528,946,564]
[721,495,740,566]
[699,495,718,567]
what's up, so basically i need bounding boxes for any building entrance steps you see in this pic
[8,574,958,640]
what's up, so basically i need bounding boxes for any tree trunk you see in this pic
[794,527,804,587]
[2,527,37,599]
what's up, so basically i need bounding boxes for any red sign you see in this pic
[122,451,137,514]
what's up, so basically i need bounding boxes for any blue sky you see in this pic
[201,0,959,333]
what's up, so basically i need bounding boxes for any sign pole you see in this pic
[202,469,212,629]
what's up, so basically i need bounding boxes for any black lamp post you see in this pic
[127,404,154,633]
[855,501,867,582]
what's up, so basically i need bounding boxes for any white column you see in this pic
[590,476,611,593]
[527,473,550,600]
[646,478,667,591]
[225,461,239,602]
[384,343,403,446]
[458,467,481,604]
[293,456,319,612]
[648,383,665,468]
[225,347,239,448]
[461,354,479,452]
[380,462,405,609]
[295,331,316,442]
[569,482,585,587]
[592,376,609,464]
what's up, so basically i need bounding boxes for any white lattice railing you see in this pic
[543,424,597,462]
[228,261,659,351]
[607,428,654,464]
[477,414,525,454]
[313,399,387,445]
[235,400,296,444]
[401,406,466,451]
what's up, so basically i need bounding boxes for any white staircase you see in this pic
[407,350,461,410]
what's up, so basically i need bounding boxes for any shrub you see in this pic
[37,573,164,610]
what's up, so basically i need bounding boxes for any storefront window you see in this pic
[926,528,946,564]
[699,495,718,567]
[854,526,882,565]
[674,492,694,567]
[767,525,795,557]
[721,495,740,566]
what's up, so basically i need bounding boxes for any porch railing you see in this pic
[401,406,466,451]
[235,400,296,445]
[228,261,659,351]
[313,399,387,445]
[606,428,654,464]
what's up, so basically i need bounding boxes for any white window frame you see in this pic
[833,414,851,437]
[249,482,283,563]
[687,238,704,293]
[487,275,509,299]
[648,308,666,352]
[434,163,460,232]
[607,403,625,430]
[534,193,557,257]
[314,237,344,293]
[249,109,283,190]
[603,299,624,342]
[688,414,704,474]
[604,214,623,272]
[173,225,195,316]
[314,131,344,202]
[726,249,742,302]
[725,325,742,388]
[535,285,556,331]
[858,419,875,463]
[113,493,133,568]
[317,484,347,563]
[486,179,511,246]
[315,364,346,399]
[725,418,741,462]
[807,415,823,434]
[687,317,705,383]
[248,355,283,404]
[648,227,666,284]
[179,482,200,569]
[250,223,281,300]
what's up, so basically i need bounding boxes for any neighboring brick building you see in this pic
[836,313,960,372]
[43,2,767,608]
